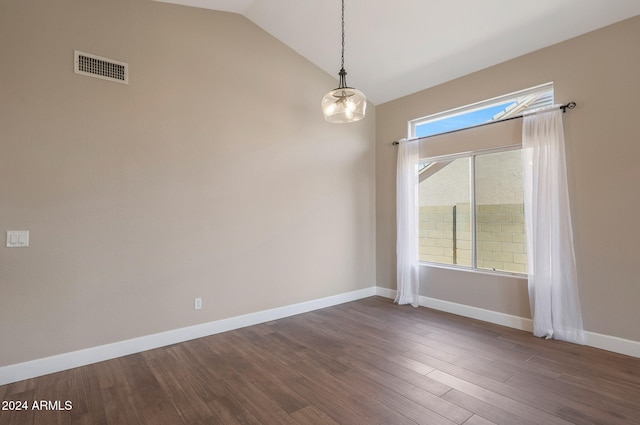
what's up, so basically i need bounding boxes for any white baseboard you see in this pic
[0,287,377,386]
[419,295,534,332]
[376,287,640,358]
[375,286,397,299]
[583,331,640,358]
[2,285,637,385]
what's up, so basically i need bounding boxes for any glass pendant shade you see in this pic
[322,86,367,123]
[321,0,366,124]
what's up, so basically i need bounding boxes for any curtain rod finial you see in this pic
[561,101,576,113]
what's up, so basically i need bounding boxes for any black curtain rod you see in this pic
[392,101,576,145]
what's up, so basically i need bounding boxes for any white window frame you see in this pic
[409,83,554,278]
[418,146,526,277]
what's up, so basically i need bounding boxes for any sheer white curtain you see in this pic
[523,107,584,344]
[396,139,420,307]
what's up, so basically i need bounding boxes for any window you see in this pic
[410,83,553,138]
[419,157,471,267]
[418,148,526,274]
[411,84,553,275]
[475,149,526,273]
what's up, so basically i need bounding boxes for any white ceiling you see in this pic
[155,0,640,105]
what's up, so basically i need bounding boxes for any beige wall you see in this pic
[0,0,376,367]
[376,16,640,341]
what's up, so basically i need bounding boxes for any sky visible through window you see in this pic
[415,101,516,138]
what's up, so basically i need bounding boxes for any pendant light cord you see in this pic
[338,0,348,89]
[341,0,345,71]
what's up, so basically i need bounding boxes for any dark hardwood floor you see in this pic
[1,296,639,424]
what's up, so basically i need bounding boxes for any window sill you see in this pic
[419,261,528,280]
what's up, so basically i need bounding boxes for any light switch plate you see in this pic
[7,231,29,248]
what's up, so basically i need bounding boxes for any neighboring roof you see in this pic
[493,91,554,121]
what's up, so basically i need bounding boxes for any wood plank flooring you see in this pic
[1,296,639,424]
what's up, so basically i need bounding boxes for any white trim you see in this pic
[376,288,640,358]
[583,331,640,358]
[418,143,523,164]
[2,286,638,385]
[0,287,376,386]
[418,295,534,332]
[375,286,397,299]
[418,262,528,280]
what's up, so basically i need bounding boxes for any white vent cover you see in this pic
[74,50,128,84]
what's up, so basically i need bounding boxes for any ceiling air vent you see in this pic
[74,50,128,84]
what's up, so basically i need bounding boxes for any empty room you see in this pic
[1,0,639,424]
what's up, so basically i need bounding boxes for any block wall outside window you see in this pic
[476,204,526,273]
[418,203,527,274]
[419,205,456,265]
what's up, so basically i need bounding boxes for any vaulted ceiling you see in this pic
[155,0,640,104]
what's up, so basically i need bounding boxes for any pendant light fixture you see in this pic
[321,0,366,123]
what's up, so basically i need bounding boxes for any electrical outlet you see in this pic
[194,297,202,310]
